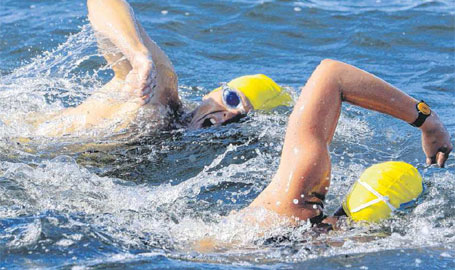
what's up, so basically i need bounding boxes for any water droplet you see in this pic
[440,252,452,258]
[293,199,299,204]
[276,201,281,206]
[161,10,168,15]
[300,194,305,198]
[285,171,293,192]
[313,204,318,209]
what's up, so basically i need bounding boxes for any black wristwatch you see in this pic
[410,100,431,127]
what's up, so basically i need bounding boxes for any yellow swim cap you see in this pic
[342,161,423,223]
[213,74,292,110]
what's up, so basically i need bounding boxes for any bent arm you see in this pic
[88,0,149,62]
[250,59,452,222]
[87,0,179,105]
[328,59,452,166]
[87,0,176,74]
[33,0,181,136]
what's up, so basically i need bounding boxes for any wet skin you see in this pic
[44,0,452,229]
[188,88,254,129]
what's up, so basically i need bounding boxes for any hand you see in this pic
[121,54,157,105]
[420,112,453,167]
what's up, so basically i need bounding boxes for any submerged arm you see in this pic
[250,59,452,222]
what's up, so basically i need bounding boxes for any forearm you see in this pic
[87,0,149,61]
[88,0,180,107]
[326,59,420,125]
[32,78,141,136]
[309,59,451,167]
[328,60,452,166]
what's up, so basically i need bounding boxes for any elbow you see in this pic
[318,59,343,74]
[315,58,344,98]
[87,0,111,4]
[87,0,102,13]
[313,59,341,79]
[87,0,101,7]
[88,0,124,11]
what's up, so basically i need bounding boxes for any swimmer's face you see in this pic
[188,86,253,129]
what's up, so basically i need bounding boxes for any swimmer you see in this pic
[34,1,452,225]
[32,0,291,136]
[245,58,452,228]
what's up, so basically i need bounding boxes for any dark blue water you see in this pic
[0,0,454,269]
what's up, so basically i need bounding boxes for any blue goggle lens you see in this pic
[223,89,241,108]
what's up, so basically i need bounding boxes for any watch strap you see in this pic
[410,100,431,127]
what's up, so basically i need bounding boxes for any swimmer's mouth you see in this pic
[221,113,246,126]
[198,111,246,128]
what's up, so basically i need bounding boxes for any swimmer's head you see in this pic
[188,74,292,129]
[342,161,423,223]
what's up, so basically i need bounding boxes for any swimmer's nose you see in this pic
[211,110,245,125]
[220,111,241,123]
[197,111,245,129]
[222,112,246,126]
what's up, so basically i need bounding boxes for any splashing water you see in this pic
[0,0,454,269]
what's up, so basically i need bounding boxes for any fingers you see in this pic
[143,94,151,104]
[436,152,445,168]
[128,95,150,106]
[439,146,453,168]
[426,156,435,166]
[123,68,156,101]
[427,146,452,168]
[143,86,152,96]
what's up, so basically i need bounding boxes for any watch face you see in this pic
[418,102,431,115]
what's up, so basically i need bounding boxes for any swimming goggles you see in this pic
[221,83,245,111]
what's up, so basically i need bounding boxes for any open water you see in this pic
[0,0,454,269]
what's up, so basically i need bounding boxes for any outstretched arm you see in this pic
[250,59,452,222]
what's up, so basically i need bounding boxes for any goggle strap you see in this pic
[349,179,396,213]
